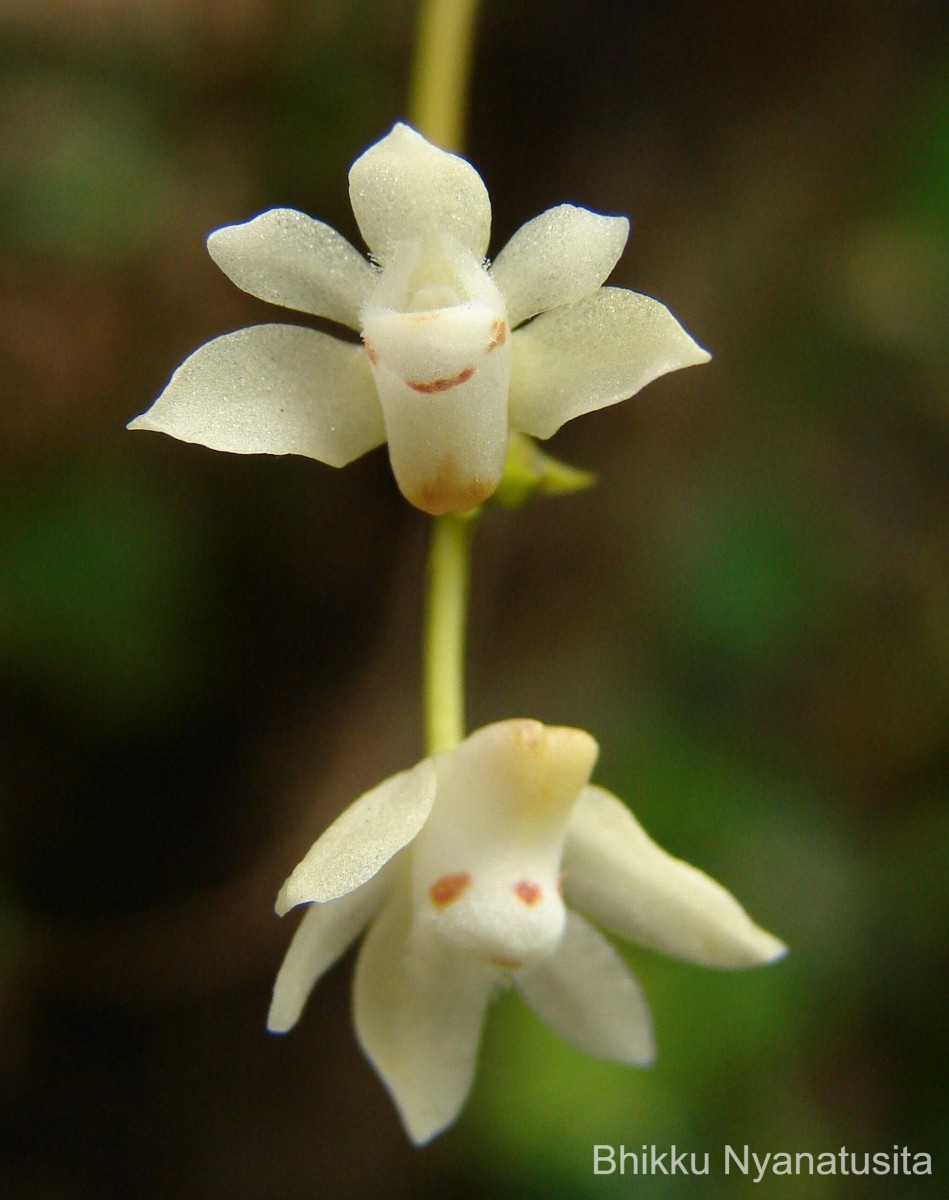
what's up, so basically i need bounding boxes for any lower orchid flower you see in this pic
[268,719,786,1144]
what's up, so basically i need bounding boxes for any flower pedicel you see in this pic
[128,124,709,514]
[269,719,785,1144]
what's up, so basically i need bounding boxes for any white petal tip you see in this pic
[274,885,296,917]
[265,1007,297,1034]
[205,227,234,265]
[274,880,320,914]
[719,927,788,968]
[670,330,712,370]
[204,211,274,259]
[389,121,418,139]
[622,1040,657,1069]
[756,932,789,964]
[402,1116,449,1147]
[606,1021,657,1069]
[204,216,257,247]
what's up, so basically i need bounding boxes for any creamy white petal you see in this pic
[563,786,787,968]
[207,209,374,329]
[267,865,394,1033]
[128,325,386,465]
[277,758,437,913]
[508,287,711,439]
[353,883,498,1145]
[349,124,491,263]
[515,911,655,1065]
[490,205,629,327]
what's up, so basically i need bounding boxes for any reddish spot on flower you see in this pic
[487,318,508,352]
[514,880,542,906]
[407,367,475,393]
[513,720,543,750]
[406,455,494,515]
[363,339,378,366]
[430,872,471,907]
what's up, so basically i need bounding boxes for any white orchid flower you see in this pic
[268,719,785,1144]
[129,124,710,514]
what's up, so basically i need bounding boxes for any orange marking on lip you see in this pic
[406,456,494,516]
[487,318,508,352]
[363,339,378,366]
[492,957,523,969]
[430,872,471,907]
[514,880,542,907]
[513,720,543,751]
[406,366,475,394]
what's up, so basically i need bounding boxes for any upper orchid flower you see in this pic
[268,719,785,1144]
[128,124,710,514]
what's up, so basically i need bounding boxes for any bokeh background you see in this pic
[1,1,947,1197]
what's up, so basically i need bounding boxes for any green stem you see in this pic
[409,0,481,151]
[423,514,473,755]
[411,0,484,756]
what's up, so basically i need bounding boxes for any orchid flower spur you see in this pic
[128,124,710,514]
[268,719,786,1144]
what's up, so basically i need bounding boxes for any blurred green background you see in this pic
[1,1,946,1197]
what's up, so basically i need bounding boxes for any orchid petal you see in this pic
[508,287,711,439]
[353,882,498,1144]
[277,759,437,912]
[490,205,629,327]
[208,209,374,330]
[128,325,385,465]
[267,866,394,1033]
[563,786,787,968]
[349,124,491,262]
[515,911,655,1065]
